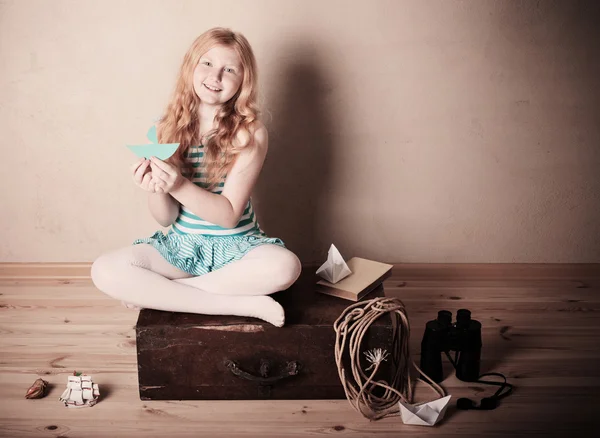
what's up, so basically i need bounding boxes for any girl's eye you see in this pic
[202,61,212,66]
[225,68,235,74]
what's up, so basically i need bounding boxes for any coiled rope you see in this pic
[333,297,445,421]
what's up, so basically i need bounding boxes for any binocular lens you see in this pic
[437,310,452,326]
[457,309,471,320]
[456,309,471,328]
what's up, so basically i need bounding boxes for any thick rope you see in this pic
[333,297,445,421]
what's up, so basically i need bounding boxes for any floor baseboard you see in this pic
[0,262,598,281]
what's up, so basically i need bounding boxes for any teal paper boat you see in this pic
[127,126,180,160]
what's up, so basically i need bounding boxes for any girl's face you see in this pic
[193,45,244,106]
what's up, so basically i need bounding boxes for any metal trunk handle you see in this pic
[224,359,300,396]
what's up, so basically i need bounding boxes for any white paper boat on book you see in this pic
[59,372,100,407]
[316,244,352,283]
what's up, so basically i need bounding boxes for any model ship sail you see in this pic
[59,372,100,407]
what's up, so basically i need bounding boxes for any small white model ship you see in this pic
[59,372,100,408]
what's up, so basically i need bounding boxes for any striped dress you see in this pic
[172,145,263,236]
[133,143,285,276]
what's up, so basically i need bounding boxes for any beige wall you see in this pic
[1,0,599,263]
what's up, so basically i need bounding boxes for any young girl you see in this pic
[91,28,301,327]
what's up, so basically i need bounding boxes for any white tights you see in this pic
[90,243,302,327]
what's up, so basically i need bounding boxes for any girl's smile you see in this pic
[203,84,222,92]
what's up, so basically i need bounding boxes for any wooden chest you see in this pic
[135,269,393,400]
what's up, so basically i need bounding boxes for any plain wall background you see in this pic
[1,0,599,264]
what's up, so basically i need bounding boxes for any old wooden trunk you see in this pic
[136,270,393,400]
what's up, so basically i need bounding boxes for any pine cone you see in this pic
[25,378,49,399]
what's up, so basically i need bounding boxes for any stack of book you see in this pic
[316,257,393,302]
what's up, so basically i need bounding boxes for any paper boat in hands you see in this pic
[399,395,451,426]
[126,125,179,160]
[59,372,100,408]
[316,244,352,284]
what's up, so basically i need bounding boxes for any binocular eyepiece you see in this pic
[420,309,482,383]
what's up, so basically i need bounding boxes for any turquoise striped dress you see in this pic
[132,143,285,276]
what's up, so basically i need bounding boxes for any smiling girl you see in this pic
[91,28,301,327]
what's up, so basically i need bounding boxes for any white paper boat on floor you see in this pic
[399,395,451,426]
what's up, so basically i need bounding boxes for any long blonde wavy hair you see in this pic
[157,28,260,190]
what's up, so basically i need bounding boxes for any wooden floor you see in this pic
[0,263,599,437]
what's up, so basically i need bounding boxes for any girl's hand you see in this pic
[131,158,164,193]
[149,156,183,194]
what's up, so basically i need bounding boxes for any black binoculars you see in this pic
[419,309,482,383]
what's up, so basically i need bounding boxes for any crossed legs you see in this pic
[90,243,301,327]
